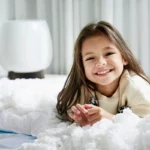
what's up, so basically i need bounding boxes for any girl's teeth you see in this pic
[97,70,110,74]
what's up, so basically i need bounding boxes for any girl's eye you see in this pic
[105,52,115,56]
[85,57,94,61]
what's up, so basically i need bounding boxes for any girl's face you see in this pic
[81,35,127,95]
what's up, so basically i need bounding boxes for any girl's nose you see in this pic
[96,57,106,67]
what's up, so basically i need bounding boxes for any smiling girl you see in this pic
[56,21,150,126]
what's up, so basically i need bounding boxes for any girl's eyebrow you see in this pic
[83,46,114,57]
[83,52,93,57]
[103,46,114,50]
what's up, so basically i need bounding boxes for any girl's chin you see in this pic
[94,79,112,85]
[96,82,112,86]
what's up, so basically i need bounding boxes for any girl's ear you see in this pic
[123,58,128,66]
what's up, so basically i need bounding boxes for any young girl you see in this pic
[56,21,150,126]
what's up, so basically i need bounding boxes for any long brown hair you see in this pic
[56,21,149,120]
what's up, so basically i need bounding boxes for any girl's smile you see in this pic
[94,68,113,76]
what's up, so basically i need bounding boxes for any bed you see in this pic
[0,75,150,150]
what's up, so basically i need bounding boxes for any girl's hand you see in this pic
[68,104,90,126]
[84,104,114,125]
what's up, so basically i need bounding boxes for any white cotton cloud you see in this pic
[0,77,150,150]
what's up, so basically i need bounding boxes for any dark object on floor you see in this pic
[8,70,44,79]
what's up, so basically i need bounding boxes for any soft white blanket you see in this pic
[0,76,150,150]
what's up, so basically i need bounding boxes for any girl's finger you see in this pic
[76,104,88,114]
[68,112,81,121]
[87,107,100,115]
[84,104,93,109]
[88,112,101,122]
[71,106,80,115]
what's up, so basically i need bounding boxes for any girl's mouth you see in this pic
[95,69,113,75]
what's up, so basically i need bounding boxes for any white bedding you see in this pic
[0,75,150,150]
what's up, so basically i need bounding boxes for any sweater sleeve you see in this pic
[126,75,150,117]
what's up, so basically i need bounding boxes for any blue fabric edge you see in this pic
[0,129,36,139]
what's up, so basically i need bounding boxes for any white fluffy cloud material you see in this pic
[0,76,149,150]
